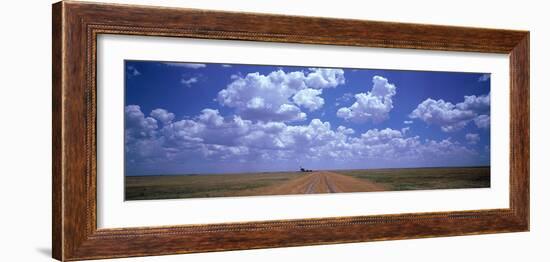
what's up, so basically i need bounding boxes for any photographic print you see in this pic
[124,61,491,200]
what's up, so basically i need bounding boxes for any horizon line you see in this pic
[125,165,491,177]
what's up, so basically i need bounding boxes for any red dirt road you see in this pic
[253,171,386,195]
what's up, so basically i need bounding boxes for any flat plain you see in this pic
[125,166,490,200]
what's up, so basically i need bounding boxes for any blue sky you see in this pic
[125,60,490,176]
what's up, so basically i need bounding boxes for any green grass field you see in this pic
[125,166,490,200]
[334,166,490,191]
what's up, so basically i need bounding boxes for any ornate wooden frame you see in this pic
[52,1,530,261]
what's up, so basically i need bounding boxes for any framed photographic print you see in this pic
[123,60,492,201]
[52,1,529,261]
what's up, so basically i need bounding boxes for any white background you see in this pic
[0,0,547,261]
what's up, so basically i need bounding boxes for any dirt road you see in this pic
[253,171,386,195]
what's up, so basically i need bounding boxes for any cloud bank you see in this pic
[125,105,479,174]
[409,93,490,132]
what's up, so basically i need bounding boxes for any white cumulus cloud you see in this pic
[125,105,158,140]
[292,88,324,111]
[336,75,397,123]
[409,98,476,132]
[304,68,345,89]
[457,94,490,112]
[409,93,490,132]
[150,108,175,125]
[217,68,345,122]
[474,115,490,129]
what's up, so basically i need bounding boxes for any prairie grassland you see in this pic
[125,166,490,200]
[125,172,303,200]
[334,166,490,191]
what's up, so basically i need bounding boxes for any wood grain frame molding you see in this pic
[52,1,529,261]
